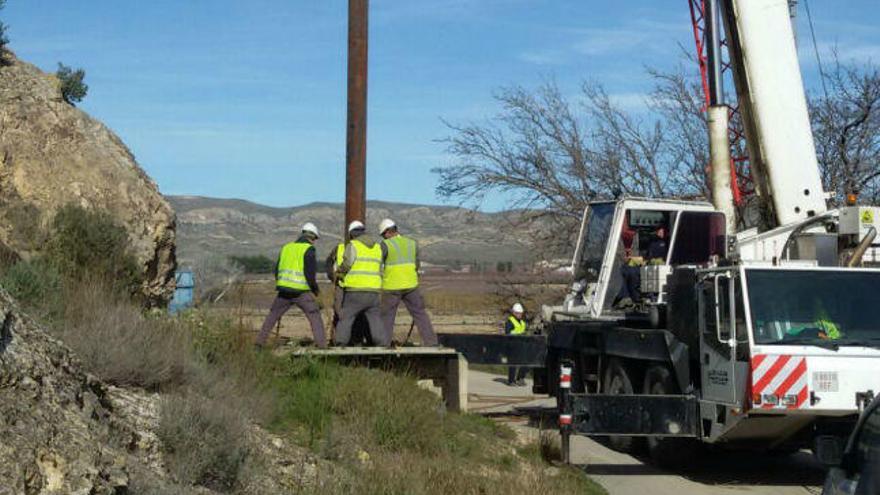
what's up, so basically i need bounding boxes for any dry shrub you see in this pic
[271,360,603,495]
[157,393,250,492]
[54,280,191,390]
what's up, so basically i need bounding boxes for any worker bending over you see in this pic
[256,223,326,349]
[335,221,390,346]
[378,218,438,346]
[325,240,347,332]
[505,302,528,386]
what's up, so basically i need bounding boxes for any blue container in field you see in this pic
[169,269,195,314]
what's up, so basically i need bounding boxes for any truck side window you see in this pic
[669,211,727,265]
[701,274,743,352]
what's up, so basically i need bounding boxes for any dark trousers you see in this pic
[617,265,642,303]
[508,367,528,384]
[335,291,390,347]
[381,288,438,346]
[332,285,344,329]
[257,292,326,347]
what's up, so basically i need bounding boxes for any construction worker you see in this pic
[378,218,438,346]
[615,225,668,308]
[335,220,390,346]
[505,302,528,386]
[324,241,347,330]
[256,222,326,349]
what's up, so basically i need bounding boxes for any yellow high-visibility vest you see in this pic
[508,316,527,335]
[382,235,419,291]
[344,239,382,291]
[335,243,346,288]
[276,242,311,291]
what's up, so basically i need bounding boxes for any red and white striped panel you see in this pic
[750,354,809,409]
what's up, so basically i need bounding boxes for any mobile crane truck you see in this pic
[440,0,880,466]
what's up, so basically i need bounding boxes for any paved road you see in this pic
[467,370,825,495]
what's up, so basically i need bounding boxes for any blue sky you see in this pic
[4,1,879,210]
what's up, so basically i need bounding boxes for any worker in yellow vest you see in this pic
[504,303,528,386]
[256,222,326,348]
[378,218,438,346]
[325,241,347,331]
[335,220,390,346]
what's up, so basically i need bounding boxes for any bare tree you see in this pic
[810,58,880,204]
[189,254,244,304]
[436,58,880,252]
[434,71,709,248]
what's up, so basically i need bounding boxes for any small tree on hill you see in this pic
[0,0,10,64]
[56,62,88,105]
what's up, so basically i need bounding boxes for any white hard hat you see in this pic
[378,218,396,234]
[348,220,365,233]
[301,222,320,238]
[512,303,524,313]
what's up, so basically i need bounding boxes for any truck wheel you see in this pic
[643,365,700,467]
[603,359,642,454]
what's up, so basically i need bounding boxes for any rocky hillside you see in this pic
[0,53,175,304]
[0,287,322,494]
[169,195,530,267]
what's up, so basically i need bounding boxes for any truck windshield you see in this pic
[574,202,615,282]
[746,269,880,347]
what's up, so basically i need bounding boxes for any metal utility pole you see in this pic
[345,0,368,237]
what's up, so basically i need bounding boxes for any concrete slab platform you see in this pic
[279,345,468,412]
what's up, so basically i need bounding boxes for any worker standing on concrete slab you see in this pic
[256,222,326,349]
[378,218,438,346]
[335,221,390,346]
[504,302,528,386]
[325,241,347,331]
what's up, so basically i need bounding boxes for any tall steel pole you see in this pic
[345,0,368,237]
[705,0,724,106]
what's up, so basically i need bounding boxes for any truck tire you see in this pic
[643,365,701,467]
[603,358,642,454]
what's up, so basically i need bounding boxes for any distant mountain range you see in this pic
[167,195,532,267]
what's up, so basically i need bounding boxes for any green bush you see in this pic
[0,259,63,317]
[229,254,275,274]
[158,393,250,492]
[45,204,141,293]
[56,62,88,104]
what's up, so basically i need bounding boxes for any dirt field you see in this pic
[210,272,565,345]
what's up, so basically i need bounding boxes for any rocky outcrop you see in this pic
[0,288,324,494]
[0,288,158,494]
[0,53,175,305]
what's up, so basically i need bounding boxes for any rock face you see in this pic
[0,288,159,494]
[0,53,175,305]
[0,287,325,494]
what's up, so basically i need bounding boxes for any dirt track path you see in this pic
[467,370,824,495]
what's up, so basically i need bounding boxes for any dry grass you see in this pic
[55,281,192,390]
[157,393,250,491]
[8,268,601,494]
[270,359,604,495]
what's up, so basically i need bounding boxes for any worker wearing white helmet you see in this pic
[256,222,326,348]
[504,302,528,386]
[378,218,438,346]
[334,220,390,346]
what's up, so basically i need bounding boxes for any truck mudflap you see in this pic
[437,334,547,366]
[569,393,700,437]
